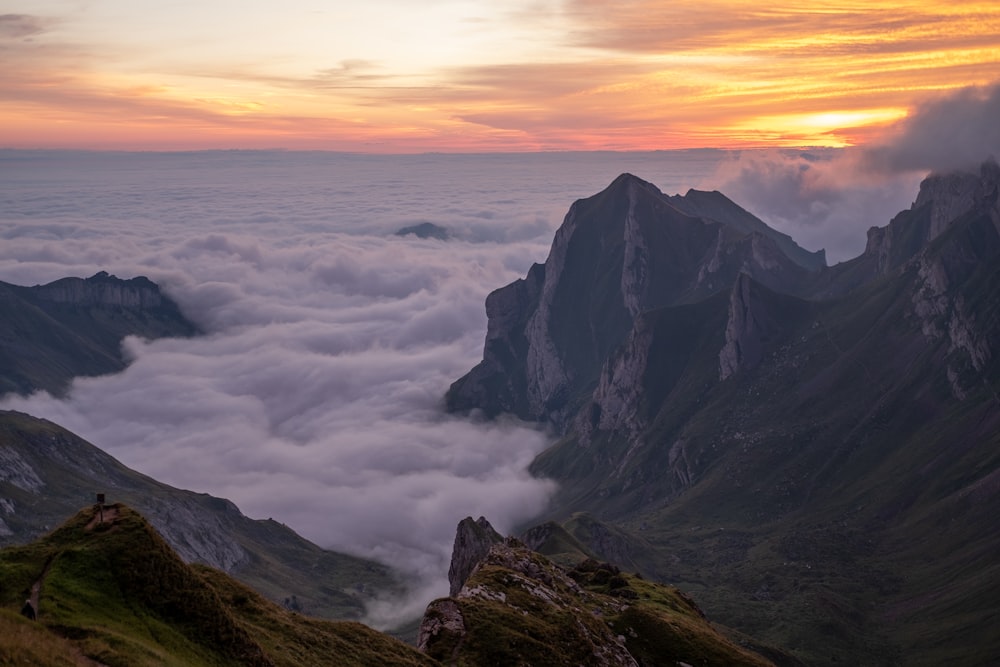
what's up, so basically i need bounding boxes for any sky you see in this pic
[2,1,999,151]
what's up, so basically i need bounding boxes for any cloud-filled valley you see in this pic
[0,133,976,623]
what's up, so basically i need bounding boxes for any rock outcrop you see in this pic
[31,271,166,308]
[447,516,503,596]
[418,517,778,666]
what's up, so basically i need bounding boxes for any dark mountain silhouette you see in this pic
[449,162,1000,665]
[0,271,198,396]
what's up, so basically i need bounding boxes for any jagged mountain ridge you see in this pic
[449,163,1000,665]
[0,410,396,620]
[0,271,198,396]
[446,173,823,427]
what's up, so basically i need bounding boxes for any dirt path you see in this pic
[85,504,119,530]
[28,505,119,616]
[27,554,54,616]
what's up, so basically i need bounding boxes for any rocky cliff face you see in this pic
[451,164,1000,665]
[860,160,1000,279]
[447,516,503,596]
[447,173,822,429]
[31,271,166,308]
[418,517,779,666]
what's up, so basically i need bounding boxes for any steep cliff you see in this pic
[453,164,1000,665]
[447,173,821,428]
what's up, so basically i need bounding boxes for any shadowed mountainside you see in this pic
[0,271,198,397]
[448,163,1000,665]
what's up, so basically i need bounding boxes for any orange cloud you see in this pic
[1,3,998,151]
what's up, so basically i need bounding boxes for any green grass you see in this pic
[421,540,784,666]
[0,504,435,667]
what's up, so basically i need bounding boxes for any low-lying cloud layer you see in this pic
[2,106,990,621]
[0,150,724,625]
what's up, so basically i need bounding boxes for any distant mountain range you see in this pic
[449,161,1000,665]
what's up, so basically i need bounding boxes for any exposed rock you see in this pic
[668,188,827,271]
[914,160,1000,239]
[449,166,1000,664]
[31,271,166,308]
[0,271,198,397]
[419,517,777,666]
[720,273,769,380]
[447,516,504,597]
[416,598,466,655]
[447,172,820,430]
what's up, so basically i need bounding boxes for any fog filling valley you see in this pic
[2,82,996,626]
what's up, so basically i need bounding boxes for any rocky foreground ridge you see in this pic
[1,504,788,666]
[419,516,788,666]
[449,163,1000,665]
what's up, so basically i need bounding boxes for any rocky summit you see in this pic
[449,163,1000,665]
[419,517,788,666]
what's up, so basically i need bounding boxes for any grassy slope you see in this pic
[0,504,434,667]
[0,410,398,620]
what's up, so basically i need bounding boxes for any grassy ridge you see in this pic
[0,409,398,621]
[0,504,434,667]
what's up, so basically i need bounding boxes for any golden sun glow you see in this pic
[1,1,998,151]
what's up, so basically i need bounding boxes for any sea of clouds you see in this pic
[3,83,994,625]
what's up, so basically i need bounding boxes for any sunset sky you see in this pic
[2,1,999,152]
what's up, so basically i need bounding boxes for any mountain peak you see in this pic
[447,516,503,596]
[447,173,825,428]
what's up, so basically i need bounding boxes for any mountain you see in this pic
[0,410,397,621]
[449,163,1000,665]
[419,516,794,666]
[0,271,198,397]
[0,503,434,666]
[446,173,825,428]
